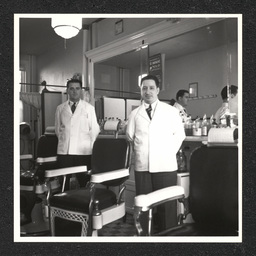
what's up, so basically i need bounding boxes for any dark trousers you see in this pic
[135,171,177,235]
[57,154,91,190]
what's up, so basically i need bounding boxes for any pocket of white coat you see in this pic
[80,113,90,131]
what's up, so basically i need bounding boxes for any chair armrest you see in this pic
[45,165,87,178]
[134,185,185,211]
[20,154,33,160]
[37,156,57,164]
[90,168,129,183]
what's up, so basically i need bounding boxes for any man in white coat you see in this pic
[126,75,185,234]
[55,78,100,189]
[173,89,190,123]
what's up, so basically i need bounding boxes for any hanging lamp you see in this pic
[51,15,82,39]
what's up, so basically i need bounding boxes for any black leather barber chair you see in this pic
[20,122,35,171]
[134,145,238,236]
[20,128,60,236]
[20,122,37,230]
[45,137,131,236]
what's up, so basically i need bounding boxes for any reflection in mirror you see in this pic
[94,47,146,100]
[93,18,238,119]
[148,18,237,118]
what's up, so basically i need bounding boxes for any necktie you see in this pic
[71,102,76,113]
[146,104,152,120]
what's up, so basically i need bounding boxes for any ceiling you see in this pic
[19,18,237,68]
[19,18,99,56]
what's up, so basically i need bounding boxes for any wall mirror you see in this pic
[86,17,238,118]
[94,47,146,99]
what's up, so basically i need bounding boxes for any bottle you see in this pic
[176,149,187,172]
[211,118,218,128]
[201,114,208,136]
[98,119,104,133]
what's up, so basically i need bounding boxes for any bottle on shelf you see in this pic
[201,114,208,136]
[211,118,218,128]
[98,119,105,132]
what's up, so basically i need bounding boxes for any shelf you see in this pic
[188,94,217,101]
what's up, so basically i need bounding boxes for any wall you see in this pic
[94,63,120,97]
[35,18,164,92]
[128,42,238,118]
[19,54,39,152]
[94,63,136,99]
[35,19,238,119]
[161,42,238,118]
[36,32,84,92]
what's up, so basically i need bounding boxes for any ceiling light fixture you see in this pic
[51,15,82,39]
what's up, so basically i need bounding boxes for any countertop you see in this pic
[184,136,208,142]
[98,133,208,142]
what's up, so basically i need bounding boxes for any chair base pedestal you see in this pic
[21,199,50,236]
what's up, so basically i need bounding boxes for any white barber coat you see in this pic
[55,100,100,155]
[126,100,185,173]
[173,102,188,123]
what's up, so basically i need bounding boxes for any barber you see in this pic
[126,75,185,234]
[173,89,190,123]
[55,78,100,189]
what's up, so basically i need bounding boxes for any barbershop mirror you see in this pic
[94,46,148,99]
[149,18,238,117]
[93,18,238,118]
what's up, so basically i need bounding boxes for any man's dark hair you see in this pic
[66,78,82,89]
[176,89,189,100]
[140,75,159,88]
[220,85,238,100]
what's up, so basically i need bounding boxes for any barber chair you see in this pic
[20,127,60,236]
[134,145,238,236]
[45,137,131,236]
[20,122,35,170]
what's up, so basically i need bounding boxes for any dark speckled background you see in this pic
[1,1,256,255]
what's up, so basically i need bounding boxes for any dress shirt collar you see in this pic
[143,99,158,117]
[144,99,158,110]
[69,99,80,107]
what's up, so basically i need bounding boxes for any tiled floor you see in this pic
[98,213,136,236]
[21,213,137,237]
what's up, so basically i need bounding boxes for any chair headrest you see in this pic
[44,126,56,136]
[20,122,35,140]
[20,122,30,135]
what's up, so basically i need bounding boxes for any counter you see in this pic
[184,136,208,142]
[98,133,208,142]
[98,133,126,139]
